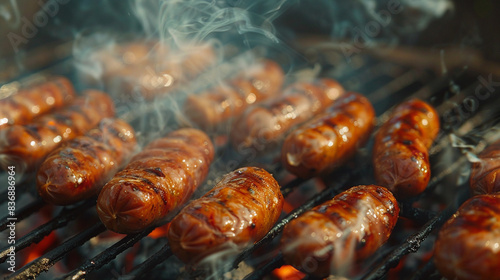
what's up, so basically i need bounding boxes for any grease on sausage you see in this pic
[96,128,214,234]
[469,139,500,195]
[184,59,284,132]
[280,185,399,278]
[434,193,500,280]
[0,76,76,129]
[36,118,137,205]
[168,166,284,265]
[0,90,115,172]
[372,99,440,199]
[230,78,344,153]
[281,92,375,178]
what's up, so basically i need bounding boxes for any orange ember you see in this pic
[272,265,306,280]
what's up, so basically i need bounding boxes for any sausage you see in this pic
[230,78,345,154]
[281,91,375,178]
[108,42,216,100]
[469,139,500,195]
[0,76,76,129]
[36,118,137,205]
[168,166,284,265]
[96,128,215,234]
[184,59,285,132]
[0,90,115,172]
[434,193,500,280]
[280,185,399,278]
[372,99,440,200]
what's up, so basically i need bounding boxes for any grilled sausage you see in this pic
[0,90,115,172]
[0,76,76,129]
[372,99,440,200]
[184,59,284,132]
[109,42,216,100]
[96,128,215,233]
[230,78,345,154]
[168,166,284,265]
[434,193,500,280]
[36,118,137,205]
[469,139,500,195]
[280,185,399,278]
[281,92,375,178]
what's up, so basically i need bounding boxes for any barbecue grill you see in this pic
[1,1,500,279]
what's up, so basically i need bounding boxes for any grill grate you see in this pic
[1,47,500,280]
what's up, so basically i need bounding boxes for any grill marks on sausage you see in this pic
[0,90,115,171]
[434,193,500,280]
[469,139,500,195]
[281,92,375,179]
[96,128,214,234]
[36,118,137,205]
[230,78,345,153]
[372,99,439,199]
[168,167,284,265]
[0,76,76,129]
[280,185,399,278]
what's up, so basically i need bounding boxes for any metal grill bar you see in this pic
[61,227,156,280]
[6,223,106,280]
[126,244,172,280]
[360,207,454,280]
[0,199,45,231]
[0,200,95,263]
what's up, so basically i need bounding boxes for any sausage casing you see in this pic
[184,59,284,132]
[281,185,399,278]
[168,166,284,264]
[372,99,440,199]
[434,193,500,280]
[109,43,216,100]
[36,118,137,205]
[281,92,375,178]
[469,139,500,195]
[230,78,344,153]
[96,128,215,233]
[0,76,75,129]
[0,90,115,172]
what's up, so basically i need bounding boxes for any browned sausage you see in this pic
[184,59,284,132]
[108,42,216,100]
[280,185,399,278]
[469,139,500,195]
[96,128,215,234]
[0,76,76,129]
[372,99,440,200]
[281,91,375,178]
[434,193,500,280]
[0,90,115,172]
[230,78,345,154]
[36,118,137,205]
[168,166,284,265]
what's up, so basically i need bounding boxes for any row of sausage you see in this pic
[1,56,498,279]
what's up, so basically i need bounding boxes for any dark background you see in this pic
[0,0,498,73]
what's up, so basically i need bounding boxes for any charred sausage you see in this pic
[0,76,76,129]
[36,118,137,205]
[281,91,375,178]
[168,166,284,265]
[434,193,500,280]
[96,128,215,234]
[184,59,284,132]
[469,139,500,195]
[230,78,344,154]
[372,99,440,199]
[0,90,115,172]
[280,185,399,278]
